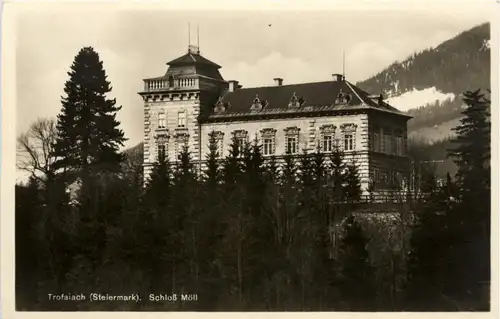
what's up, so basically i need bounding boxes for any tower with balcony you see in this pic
[138,44,227,181]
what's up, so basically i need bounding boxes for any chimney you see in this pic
[332,73,344,82]
[378,94,384,105]
[273,78,283,86]
[228,80,239,92]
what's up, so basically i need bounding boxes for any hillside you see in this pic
[357,22,490,142]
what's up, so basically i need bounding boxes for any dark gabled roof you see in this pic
[205,80,409,120]
[167,52,221,68]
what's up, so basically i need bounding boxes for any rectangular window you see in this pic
[344,133,354,151]
[374,132,380,152]
[383,133,391,154]
[263,138,274,156]
[158,113,166,128]
[379,170,388,183]
[286,137,298,154]
[178,111,186,127]
[391,136,398,155]
[157,142,166,160]
[396,137,403,156]
[237,137,246,155]
[322,135,333,152]
[176,140,187,159]
[216,138,224,158]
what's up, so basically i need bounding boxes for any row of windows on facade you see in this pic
[370,132,406,156]
[154,131,356,160]
[371,169,407,186]
[154,135,406,160]
[155,112,406,157]
[155,133,405,160]
[157,111,186,129]
[231,133,356,156]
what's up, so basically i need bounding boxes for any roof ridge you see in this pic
[233,80,335,90]
[345,81,366,104]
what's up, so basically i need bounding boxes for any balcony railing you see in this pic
[144,78,198,92]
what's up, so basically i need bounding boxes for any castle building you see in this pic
[138,45,412,195]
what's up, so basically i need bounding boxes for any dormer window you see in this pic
[214,97,229,113]
[288,92,304,108]
[250,94,266,111]
[336,89,352,105]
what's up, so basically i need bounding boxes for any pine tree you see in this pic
[198,132,225,310]
[136,151,174,299]
[15,178,42,309]
[262,154,287,308]
[329,146,347,203]
[448,89,490,234]
[309,146,336,309]
[445,89,491,309]
[203,131,222,186]
[298,149,314,191]
[338,215,376,310]
[405,170,450,310]
[242,138,271,305]
[265,155,279,183]
[278,151,302,308]
[344,162,362,203]
[52,46,126,182]
[145,149,173,210]
[281,151,297,186]
[39,173,73,308]
[219,136,249,307]
[222,135,243,186]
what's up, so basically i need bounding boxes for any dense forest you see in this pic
[15,47,491,311]
[357,23,490,132]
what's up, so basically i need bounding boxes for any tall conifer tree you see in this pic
[52,46,126,182]
[446,89,491,309]
[338,215,376,310]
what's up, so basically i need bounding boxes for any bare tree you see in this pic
[16,117,58,184]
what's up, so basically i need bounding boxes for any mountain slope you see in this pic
[357,22,490,142]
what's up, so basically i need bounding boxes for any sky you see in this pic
[14,4,489,150]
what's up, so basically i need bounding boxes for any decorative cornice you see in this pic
[284,126,301,136]
[260,128,277,136]
[154,132,170,140]
[140,91,200,102]
[213,130,225,139]
[232,129,248,139]
[320,124,336,134]
[340,123,357,132]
